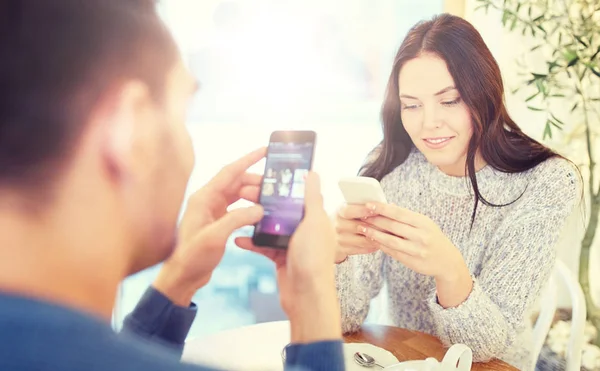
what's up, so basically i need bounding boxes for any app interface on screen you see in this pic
[256,141,313,236]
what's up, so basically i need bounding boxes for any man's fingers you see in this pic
[209,147,267,188]
[239,185,260,203]
[208,205,264,239]
[241,172,262,187]
[235,237,285,264]
[303,172,324,216]
[225,147,267,174]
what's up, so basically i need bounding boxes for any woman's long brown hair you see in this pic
[361,13,562,224]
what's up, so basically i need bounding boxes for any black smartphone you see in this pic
[252,130,317,249]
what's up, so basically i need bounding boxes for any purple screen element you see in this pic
[256,141,313,236]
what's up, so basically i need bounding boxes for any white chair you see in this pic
[532,259,586,371]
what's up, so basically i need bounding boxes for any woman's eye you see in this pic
[402,104,419,110]
[442,98,461,106]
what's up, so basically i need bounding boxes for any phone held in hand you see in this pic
[338,176,387,204]
[252,130,316,249]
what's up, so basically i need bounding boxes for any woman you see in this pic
[334,14,581,371]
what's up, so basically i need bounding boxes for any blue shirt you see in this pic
[0,287,344,371]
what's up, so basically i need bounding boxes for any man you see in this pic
[0,1,344,370]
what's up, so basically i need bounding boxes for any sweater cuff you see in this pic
[123,286,197,349]
[285,340,345,371]
[428,277,507,354]
[427,276,481,344]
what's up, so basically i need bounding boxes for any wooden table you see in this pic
[182,321,518,371]
[345,325,518,371]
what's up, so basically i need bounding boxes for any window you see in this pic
[114,0,444,338]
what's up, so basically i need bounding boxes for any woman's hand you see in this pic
[333,204,380,263]
[360,202,473,307]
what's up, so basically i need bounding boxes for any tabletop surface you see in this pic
[345,324,519,371]
[182,321,519,371]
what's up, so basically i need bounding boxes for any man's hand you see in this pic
[236,172,342,343]
[153,147,266,306]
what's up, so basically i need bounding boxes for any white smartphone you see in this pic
[338,176,387,204]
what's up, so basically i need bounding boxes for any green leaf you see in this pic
[528,6,532,17]
[510,17,517,31]
[535,79,546,95]
[502,10,509,26]
[516,3,521,13]
[527,106,545,111]
[571,102,579,112]
[567,56,580,67]
[564,49,577,61]
[526,92,539,102]
[543,122,553,140]
[532,73,548,79]
[474,3,488,12]
[575,35,589,48]
[551,94,566,98]
[550,113,565,126]
[550,120,563,130]
[591,46,600,61]
[547,61,561,72]
[530,44,544,52]
[532,15,544,22]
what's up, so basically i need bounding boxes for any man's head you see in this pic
[0,0,196,274]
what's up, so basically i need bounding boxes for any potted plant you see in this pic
[474,0,600,369]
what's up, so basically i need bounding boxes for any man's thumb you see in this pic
[303,171,324,214]
[210,205,264,238]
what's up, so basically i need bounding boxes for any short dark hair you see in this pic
[0,0,177,193]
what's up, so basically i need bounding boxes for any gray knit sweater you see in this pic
[335,148,581,371]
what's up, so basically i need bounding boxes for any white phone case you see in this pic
[338,176,387,204]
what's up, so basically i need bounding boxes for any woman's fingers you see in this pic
[337,233,379,253]
[361,227,424,258]
[337,204,373,220]
[364,216,421,242]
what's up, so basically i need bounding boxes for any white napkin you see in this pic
[344,343,400,370]
[183,337,399,371]
[181,322,290,371]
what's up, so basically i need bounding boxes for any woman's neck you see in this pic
[437,152,487,177]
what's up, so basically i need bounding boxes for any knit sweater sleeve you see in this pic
[427,158,581,362]
[336,251,385,333]
[336,145,386,333]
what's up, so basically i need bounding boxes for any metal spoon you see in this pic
[354,352,385,368]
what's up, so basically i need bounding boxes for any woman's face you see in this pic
[398,52,476,176]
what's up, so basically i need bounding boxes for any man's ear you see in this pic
[94,81,151,182]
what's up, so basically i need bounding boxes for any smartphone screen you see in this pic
[252,131,316,248]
